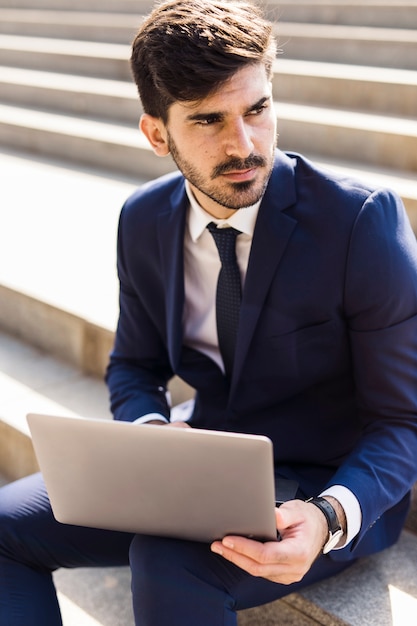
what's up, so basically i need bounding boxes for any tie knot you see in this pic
[207,222,241,265]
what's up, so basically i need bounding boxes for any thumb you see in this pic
[275,501,305,538]
[275,505,292,531]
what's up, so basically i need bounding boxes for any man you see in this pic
[1,1,417,624]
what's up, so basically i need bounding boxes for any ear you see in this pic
[140,114,170,157]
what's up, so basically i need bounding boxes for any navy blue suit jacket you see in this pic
[107,150,417,561]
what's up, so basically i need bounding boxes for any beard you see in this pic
[167,132,275,210]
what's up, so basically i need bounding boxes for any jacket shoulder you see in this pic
[122,170,185,218]
[286,152,378,199]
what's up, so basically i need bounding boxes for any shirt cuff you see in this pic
[320,485,362,549]
[133,413,169,425]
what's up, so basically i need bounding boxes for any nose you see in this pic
[223,118,254,159]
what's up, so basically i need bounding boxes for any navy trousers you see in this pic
[0,473,352,625]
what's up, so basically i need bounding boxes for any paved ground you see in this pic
[0,146,140,331]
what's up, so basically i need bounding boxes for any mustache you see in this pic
[212,154,267,178]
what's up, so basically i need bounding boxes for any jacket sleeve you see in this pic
[105,204,174,423]
[328,187,417,539]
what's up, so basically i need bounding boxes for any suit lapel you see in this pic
[156,152,299,387]
[230,153,298,393]
[157,179,188,370]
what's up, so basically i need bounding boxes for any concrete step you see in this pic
[0,34,131,80]
[0,0,153,11]
[266,1,417,29]
[274,22,417,69]
[1,1,417,29]
[0,67,139,124]
[0,9,140,44]
[0,103,171,180]
[276,102,417,174]
[1,60,416,124]
[0,331,112,481]
[273,60,417,118]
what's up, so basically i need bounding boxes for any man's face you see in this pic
[163,64,277,218]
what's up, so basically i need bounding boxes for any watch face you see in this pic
[322,528,344,554]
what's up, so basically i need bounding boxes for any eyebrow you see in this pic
[185,96,270,123]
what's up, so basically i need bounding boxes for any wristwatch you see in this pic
[307,496,344,554]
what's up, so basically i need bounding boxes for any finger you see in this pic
[210,538,291,581]
[211,539,263,574]
[211,535,287,568]
[223,536,281,564]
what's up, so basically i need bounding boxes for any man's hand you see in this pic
[210,499,331,585]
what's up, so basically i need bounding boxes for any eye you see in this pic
[248,102,268,116]
[195,115,221,126]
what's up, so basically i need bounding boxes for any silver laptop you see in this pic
[27,413,278,543]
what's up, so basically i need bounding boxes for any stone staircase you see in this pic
[0,0,416,215]
[1,1,417,624]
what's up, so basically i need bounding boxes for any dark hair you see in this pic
[131,0,277,122]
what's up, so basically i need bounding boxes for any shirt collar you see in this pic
[185,180,260,243]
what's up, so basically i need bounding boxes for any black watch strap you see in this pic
[307,496,344,554]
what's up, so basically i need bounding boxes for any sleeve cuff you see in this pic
[133,413,169,425]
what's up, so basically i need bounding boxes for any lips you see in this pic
[212,154,266,180]
[222,168,257,182]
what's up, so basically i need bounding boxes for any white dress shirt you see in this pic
[134,180,361,548]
